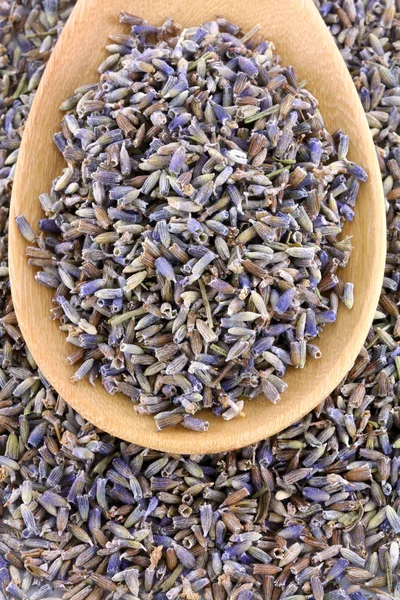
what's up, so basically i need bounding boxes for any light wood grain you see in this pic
[9,0,386,454]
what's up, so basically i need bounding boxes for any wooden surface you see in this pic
[9,0,386,454]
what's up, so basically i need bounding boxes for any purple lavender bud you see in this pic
[267,324,291,336]
[149,209,172,221]
[285,188,309,200]
[67,471,85,503]
[309,274,320,289]
[343,482,371,494]
[308,138,322,165]
[278,525,304,539]
[155,257,176,281]
[303,487,330,502]
[346,161,368,182]
[94,288,123,300]
[274,287,297,314]
[79,333,106,348]
[313,215,328,228]
[206,220,229,236]
[132,24,159,34]
[222,541,251,559]
[111,297,123,313]
[271,346,293,364]
[252,336,274,356]
[187,217,204,235]
[319,2,334,16]
[109,484,135,504]
[215,520,226,546]
[239,272,251,290]
[192,26,208,43]
[76,494,89,521]
[318,249,330,270]
[344,179,360,206]
[168,112,191,131]
[106,550,121,576]
[315,310,337,324]
[39,218,61,233]
[144,496,158,519]
[152,59,175,75]
[169,145,186,175]
[339,202,355,221]
[173,543,196,569]
[391,456,400,487]
[326,407,345,425]
[153,535,174,548]
[107,208,141,223]
[350,593,368,600]
[196,354,220,365]
[238,56,258,78]
[298,172,315,188]
[194,181,214,206]
[331,173,347,190]
[100,364,124,377]
[325,558,350,582]
[274,212,292,228]
[186,373,203,392]
[27,421,48,448]
[379,432,392,454]
[210,100,233,125]
[255,41,269,53]
[6,582,26,600]
[53,131,67,153]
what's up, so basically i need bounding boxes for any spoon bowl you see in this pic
[9,0,386,454]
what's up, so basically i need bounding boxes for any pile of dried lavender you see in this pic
[0,1,400,600]
[19,16,366,429]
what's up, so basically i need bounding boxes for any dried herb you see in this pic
[0,1,400,600]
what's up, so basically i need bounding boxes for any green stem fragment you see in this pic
[161,564,184,592]
[243,105,280,123]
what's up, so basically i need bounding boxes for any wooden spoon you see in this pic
[9,0,386,454]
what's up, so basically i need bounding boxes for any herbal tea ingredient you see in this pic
[0,1,400,600]
[19,16,366,431]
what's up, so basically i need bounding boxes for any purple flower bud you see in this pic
[347,161,368,182]
[252,336,274,356]
[132,24,159,34]
[339,202,355,221]
[210,100,233,125]
[303,486,330,502]
[173,543,196,568]
[107,208,141,223]
[315,310,336,324]
[152,58,175,75]
[106,550,121,576]
[325,558,350,582]
[39,218,61,233]
[168,112,191,131]
[238,56,258,78]
[169,145,186,175]
[267,324,291,336]
[351,593,368,600]
[278,525,304,539]
[274,287,297,314]
[192,26,208,43]
[155,257,176,281]
[308,138,322,165]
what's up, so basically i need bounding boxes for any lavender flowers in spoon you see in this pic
[18,14,367,431]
